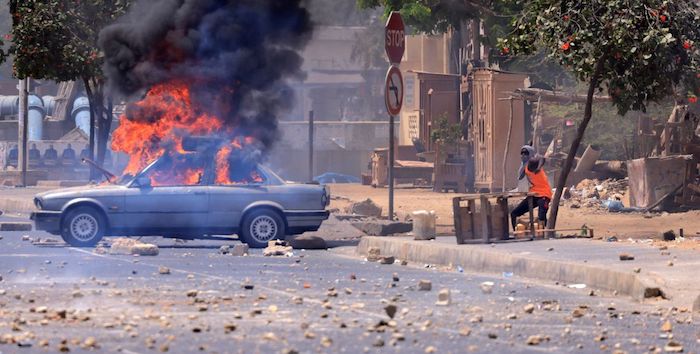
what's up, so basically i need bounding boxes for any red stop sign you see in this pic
[385,11,405,64]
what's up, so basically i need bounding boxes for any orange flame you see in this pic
[111,80,262,186]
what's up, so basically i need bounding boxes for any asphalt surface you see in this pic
[0,229,698,353]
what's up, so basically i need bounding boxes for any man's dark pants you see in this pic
[510,196,550,230]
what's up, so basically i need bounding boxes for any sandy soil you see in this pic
[328,183,700,251]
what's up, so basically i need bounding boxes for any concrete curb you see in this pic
[0,198,36,214]
[0,222,33,231]
[357,237,663,301]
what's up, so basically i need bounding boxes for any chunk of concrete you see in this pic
[346,198,382,217]
[0,222,32,231]
[230,244,249,256]
[288,235,327,250]
[352,220,412,236]
[109,238,159,256]
[366,247,381,262]
[263,240,292,256]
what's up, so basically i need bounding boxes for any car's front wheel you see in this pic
[61,206,106,247]
[239,209,286,248]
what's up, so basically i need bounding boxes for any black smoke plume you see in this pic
[99,0,312,153]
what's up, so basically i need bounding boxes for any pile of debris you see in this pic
[563,178,631,211]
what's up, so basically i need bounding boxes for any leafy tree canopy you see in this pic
[499,0,700,115]
[357,0,492,34]
[10,0,129,81]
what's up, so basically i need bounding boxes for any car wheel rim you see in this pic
[70,214,98,242]
[250,215,277,242]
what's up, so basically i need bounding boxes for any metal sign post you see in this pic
[384,11,405,220]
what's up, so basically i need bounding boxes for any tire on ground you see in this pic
[239,208,286,248]
[60,206,106,247]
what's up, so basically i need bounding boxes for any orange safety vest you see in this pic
[525,166,553,199]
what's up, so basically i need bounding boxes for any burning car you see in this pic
[31,144,330,248]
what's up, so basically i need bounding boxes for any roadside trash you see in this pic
[456,266,464,273]
[412,210,436,240]
[602,199,624,212]
[502,272,513,278]
[606,236,618,242]
[567,284,586,289]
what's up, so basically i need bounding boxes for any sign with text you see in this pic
[385,11,405,64]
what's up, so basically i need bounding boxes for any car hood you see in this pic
[36,184,127,200]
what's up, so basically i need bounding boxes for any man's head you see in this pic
[520,145,535,163]
[67,143,72,149]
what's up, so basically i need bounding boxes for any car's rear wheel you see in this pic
[61,206,106,247]
[240,209,285,248]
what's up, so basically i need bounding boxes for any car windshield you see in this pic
[125,154,281,186]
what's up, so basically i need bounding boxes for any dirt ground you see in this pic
[328,184,700,251]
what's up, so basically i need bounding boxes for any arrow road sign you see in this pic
[385,65,403,116]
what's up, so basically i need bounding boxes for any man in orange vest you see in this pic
[511,145,552,230]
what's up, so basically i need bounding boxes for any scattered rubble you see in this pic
[563,178,632,212]
[263,240,293,257]
[346,198,382,217]
[109,238,159,256]
[435,289,451,306]
[378,256,395,265]
[352,219,412,236]
[230,244,249,256]
[418,280,432,291]
[662,230,676,241]
[288,235,327,249]
[619,253,635,261]
[366,247,381,262]
[480,281,494,294]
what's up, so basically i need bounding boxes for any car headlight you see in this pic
[34,197,43,210]
[323,185,331,207]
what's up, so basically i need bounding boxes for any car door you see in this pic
[207,167,273,231]
[121,161,210,231]
[123,185,209,230]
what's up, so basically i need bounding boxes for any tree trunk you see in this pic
[83,76,112,179]
[547,55,607,232]
[83,77,96,180]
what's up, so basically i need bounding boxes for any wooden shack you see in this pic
[399,71,460,151]
[470,68,528,192]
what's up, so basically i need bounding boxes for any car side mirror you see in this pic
[133,176,151,188]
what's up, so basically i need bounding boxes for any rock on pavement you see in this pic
[345,198,382,217]
[288,235,327,250]
[109,238,159,256]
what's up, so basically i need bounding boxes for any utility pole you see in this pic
[18,78,28,187]
[308,110,314,182]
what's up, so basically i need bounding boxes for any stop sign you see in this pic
[385,11,405,64]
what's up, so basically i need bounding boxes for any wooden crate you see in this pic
[453,193,531,244]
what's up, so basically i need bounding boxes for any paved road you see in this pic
[0,230,697,353]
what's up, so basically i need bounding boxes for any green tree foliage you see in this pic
[10,0,130,174]
[357,0,491,33]
[500,0,700,229]
[430,113,462,145]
